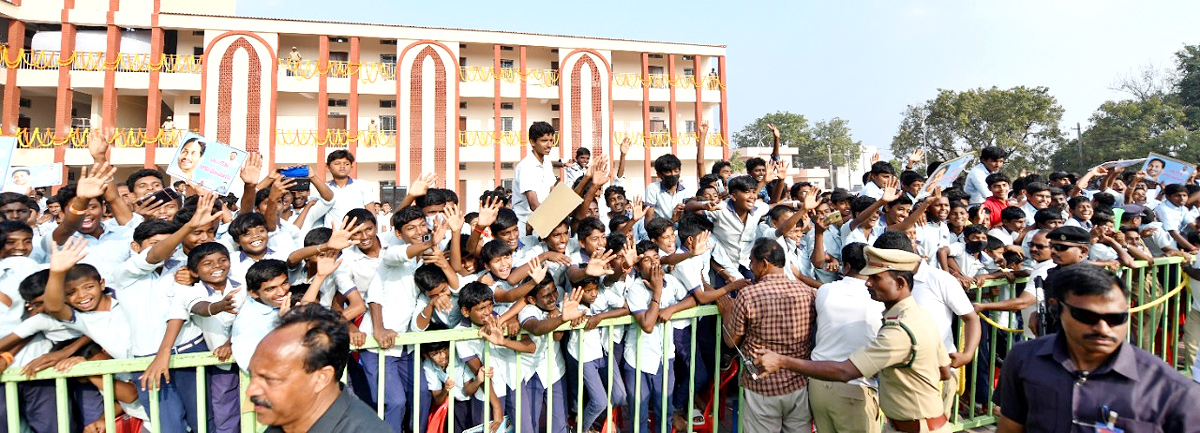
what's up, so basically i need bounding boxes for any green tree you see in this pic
[1051,95,1199,172]
[1174,44,1200,126]
[733,112,861,168]
[891,86,1067,174]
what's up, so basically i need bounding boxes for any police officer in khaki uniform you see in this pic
[753,246,952,433]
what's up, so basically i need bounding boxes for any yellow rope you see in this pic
[1129,279,1188,313]
[978,313,1023,334]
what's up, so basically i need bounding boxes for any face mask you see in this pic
[425,215,441,230]
[661,175,680,189]
[965,241,987,254]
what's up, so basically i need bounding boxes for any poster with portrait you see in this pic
[1140,152,1194,186]
[8,163,63,191]
[924,153,973,193]
[166,132,248,195]
[0,137,15,193]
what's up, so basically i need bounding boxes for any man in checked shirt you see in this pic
[716,238,817,432]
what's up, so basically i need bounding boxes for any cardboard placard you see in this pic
[924,153,973,193]
[166,132,248,194]
[1100,158,1146,170]
[526,183,583,238]
[6,163,63,192]
[1141,152,1194,186]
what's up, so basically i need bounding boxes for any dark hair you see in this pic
[574,276,600,290]
[980,146,1007,161]
[727,175,757,194]
[304,227,333,248]
[645,217,674,241]
[1050,263,1128,302]
[1034,208,1064,227]
[1091,207,1115,226]
[869,161,896,176]
[391,206,426,230]
[254,188,272,209]
[0,192,32,211]
[1163,183,1187,197]
[489,207,519,234]
[174,181,186,188]
[133,219,181,244]
[900,171,926,187]
[479,189,510,207]
[635,240,658,256]
[228,212,268,241]
[181,137,207,157]
[605,233,627,253]
[524,277,556,303]
[745,157,766,173]
[528,121,555,142]
[275,304,351,381]
[699,174,722,192]
[850,196,876,216]
[986,235,1005,251]
[414,263,449,293]
[1000,206,1025,222]
[607,214,630,234]
[1148,157,1165,167]
[677,213,712,243]
[841,242,868,275]
[873,230,916,253]
[768,204,795,223]
[1002,250,1024,267]
[603,185,626,202]
[124,169,165,194]
[889,270,916,292]
[710,161,731,175]
[575,147,591,158]
[187,242,230,272]
[479,239,514,265]
[344,208,377,228]
[325,149,354,165]
[64,264,101,286]
[416,189,452,210]
[458,281,493,312]
[653,154,682,175]
[829,189,853,204]
[18,269,50,305]
[962,224,988,239]
[246,259,290,293]
[1024,182,1050,195]
[885,196,913,209]
[576,217,605,242]
[0,220,33,238]
[422,337,450,357]
[750,238,785,267]
[1067,196,1091,211]
[985,173,1011,188]
[1092,192,1116,210]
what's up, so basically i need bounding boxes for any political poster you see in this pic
[1141,152,1194,186]
[924,153,973,193]
[7,163,63,192]
[166,132,248,195]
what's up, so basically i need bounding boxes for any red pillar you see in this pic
[316,36,329,179]
[641,52,651,186]
[348,36,360,178]
[145,26,164,168]
[667,54,678,155]
[492,44,502,187]
[518,46,527,159]
[718,55,729,161]
[2,20,25,134]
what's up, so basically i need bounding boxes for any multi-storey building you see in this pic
[0,0,731,203]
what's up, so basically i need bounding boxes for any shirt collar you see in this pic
[883,295,918,318]
[239,248,275,262]
[1042,333,1139,381]
[328,177,355,187]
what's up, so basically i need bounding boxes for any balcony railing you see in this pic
[1,127,188,149]
[275,129,395,148]
[611,131,726,148]
[457,66,560,87]
[611,72,724,90]
[278,59,397,82]
[1,49,202,73]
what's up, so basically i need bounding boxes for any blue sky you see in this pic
[238,0,1200,159]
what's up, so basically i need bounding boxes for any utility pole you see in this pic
[1075,122,1083,161]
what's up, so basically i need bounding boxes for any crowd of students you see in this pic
[0,120,1197,433]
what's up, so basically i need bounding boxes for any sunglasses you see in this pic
[1030,243,1050,249]
[1061,301,1129,326]
[1050,243,1078,252]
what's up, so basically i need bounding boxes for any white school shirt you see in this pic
[988,227,1018,247]
[1140,222,1174,256]
[228,249,289,290]
[342,245,382,294]
[963,163,991,205]
[918,222,948,265]
[599,275,632,343]
[454,321,511,397]
[112,249,202,357]
[411,291,464,331]
[11,314,84,367]
[911,264,975,353]
[704,200,770,279]
[622,275,686,374]
[512,154,557,226]
[360,243,422,357]
[0,257,40,321]
[859,181,884,200]
[62,291,132,359]
[230,298,279,372]
[171,280,244,352]
[1020,203,1040,227]
[517,304,568,383]
[946,243,986,278]
[423,357,478,401]
[811,277,883,388]
[325,178,379,230]
[1062,217,1093,230]
[1155,201,1189,235]
[645,181,690,221]
[840,219,885,247]
[293,194,332,234]
[293,268,359,310]
[43,221,133,282]
[814,226,842,284]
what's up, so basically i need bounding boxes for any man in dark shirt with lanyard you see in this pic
[247,304,389,433]
[997,264,1200,433]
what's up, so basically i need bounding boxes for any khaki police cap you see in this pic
[860,246,921,276]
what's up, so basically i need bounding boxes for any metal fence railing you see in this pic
[2,257,1192,432]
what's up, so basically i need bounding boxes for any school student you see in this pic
[516,278,584,433]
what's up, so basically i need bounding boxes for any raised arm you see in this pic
[148,191,221,265]
[397,172,437,210]
[44,237,90,321]
[695,122,708,177]
[53,162,117,245]
[239,153,264,215]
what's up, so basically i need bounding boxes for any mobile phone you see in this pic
[279,166,310,178]
[138,188,182,207]
[823,211,843,226]
[287,178,312,192]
